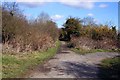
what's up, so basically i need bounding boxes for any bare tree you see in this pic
[2,2,19,16]
[37,12,50,23]
[82,17,96,27]
[105,20,114,28]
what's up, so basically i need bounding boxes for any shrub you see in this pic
[60,17,82,41]
[2,3,58,53]
[91,29,103,40]
[117,32,120,41]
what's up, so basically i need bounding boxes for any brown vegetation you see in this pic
[2,3,58,53]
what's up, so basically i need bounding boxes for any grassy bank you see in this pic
[71,48,114,55]
[2,41,60,78]
[98,56,120,78]
[0,53,2,79]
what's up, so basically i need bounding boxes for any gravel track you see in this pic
[26,41,120,78]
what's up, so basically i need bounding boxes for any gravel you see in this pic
[27,42,120,78]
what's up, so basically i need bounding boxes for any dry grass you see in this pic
[71,36,118,50]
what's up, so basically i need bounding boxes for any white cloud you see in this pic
[3,0,113,9]
[15,0,95,9]
[88,13,94,17]
[59,0,95,9]
[99,4,108,8]
[61,2,94,9]
[51,14,63,21]
[2,0,119,2]
[19,2,44,8]
[16,0,52,2]
[15,0,96,2]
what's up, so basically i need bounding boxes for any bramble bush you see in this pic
[2,3,58,53]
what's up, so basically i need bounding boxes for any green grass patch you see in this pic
[71,48,113,55]
[100,57,120,68]
[2,41,60,78]
[0,54,2,79]
[98,57,120,78]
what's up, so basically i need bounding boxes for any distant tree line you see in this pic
[59,17,119,50]
[59,17,118,41]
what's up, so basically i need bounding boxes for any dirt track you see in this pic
[26,41,119,78]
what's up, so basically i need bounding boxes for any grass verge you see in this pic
[0,53,2,79]
[98,56,120,79]
[2,41,60,78]
[71,48,114,55]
